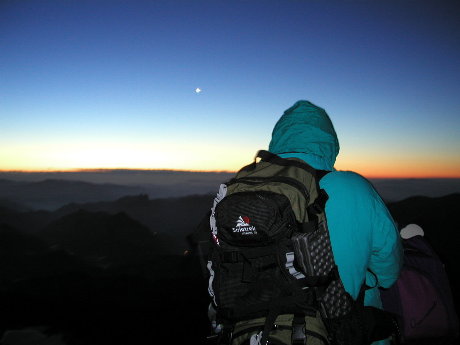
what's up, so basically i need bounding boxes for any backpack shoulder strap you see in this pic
[256,150,331,179]
[252,150,332,233]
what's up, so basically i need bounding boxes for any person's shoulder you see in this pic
[321,170,389,218]
[322,170,373,190]
[320,170,381,200]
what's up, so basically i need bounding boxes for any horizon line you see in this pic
[0,168,237,174]
[0,168,459,179]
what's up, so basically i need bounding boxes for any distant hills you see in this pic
[1,192,459,283]
[0,182,459,344]
[0,171,459,210]
[0,194,212,344]
[1,191,459,265]
[0,178,147,210]
[0,170,234,210]
[40,210,164,266]
[0,177,213,211]
[0,193,214,255]
[371,178,460,203]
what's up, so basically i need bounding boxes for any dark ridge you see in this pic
[0,193,458,344]
[0,179,149,211]
[40,210,170,265]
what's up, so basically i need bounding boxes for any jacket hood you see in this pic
[268,100,339,171]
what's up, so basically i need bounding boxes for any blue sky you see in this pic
[1,0,459,176]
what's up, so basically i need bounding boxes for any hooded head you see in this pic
[268,100,340,171]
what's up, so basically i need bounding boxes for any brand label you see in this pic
[232,216,257,235]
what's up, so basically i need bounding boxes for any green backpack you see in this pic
[202,151,394,345]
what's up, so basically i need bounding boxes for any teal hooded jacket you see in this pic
[269,100,403,344]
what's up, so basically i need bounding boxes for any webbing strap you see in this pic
[299,221,315,233]
[221,246,278,263]
[292,315,306,345]
[357,281,367,306]
[298,265,339,288]
[257,293,309,345]
[260,308,280,345]
[316,189,329,211]
[365,269,379,289]
[306,189,329,218]
[316,169,330,180]
[304,188,329,236]
[221,248,278,283]
[355,269,378,306]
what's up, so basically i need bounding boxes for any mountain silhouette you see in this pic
[0,224,209,345]
[0,223,47,255]
[55,194,214,235]
[1,173,459,210]
[0,197,30,212]
[0,205,53,234]
[371,178,460,203]
[0,175,229,211]
[0,193,459,345]
[39,210,168,266]
[0,179,149,210]
[0,223,98,286]
[0,193,215,253]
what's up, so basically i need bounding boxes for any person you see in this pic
[268,100,403,345]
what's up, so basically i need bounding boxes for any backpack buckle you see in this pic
[291,323,306,344]
[292,316,306,345]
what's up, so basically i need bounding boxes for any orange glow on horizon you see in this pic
[0,167,237,174]
[1,145,458,178]
[0,167,458,179]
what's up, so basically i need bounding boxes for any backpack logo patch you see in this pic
[233,216,257,235]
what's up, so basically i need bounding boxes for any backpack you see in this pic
[380,234,460,344]
[202,151,395,345]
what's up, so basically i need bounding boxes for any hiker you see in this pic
[201,100,403,345]
[267,100,403,344]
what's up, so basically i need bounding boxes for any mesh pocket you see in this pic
[291,223,334,276]
[292,221,353,318]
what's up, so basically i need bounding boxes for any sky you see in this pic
[1,0,459,178]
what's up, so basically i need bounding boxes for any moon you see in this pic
[195,87,202,94]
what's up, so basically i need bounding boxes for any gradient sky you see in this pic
[1,0,459,177]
